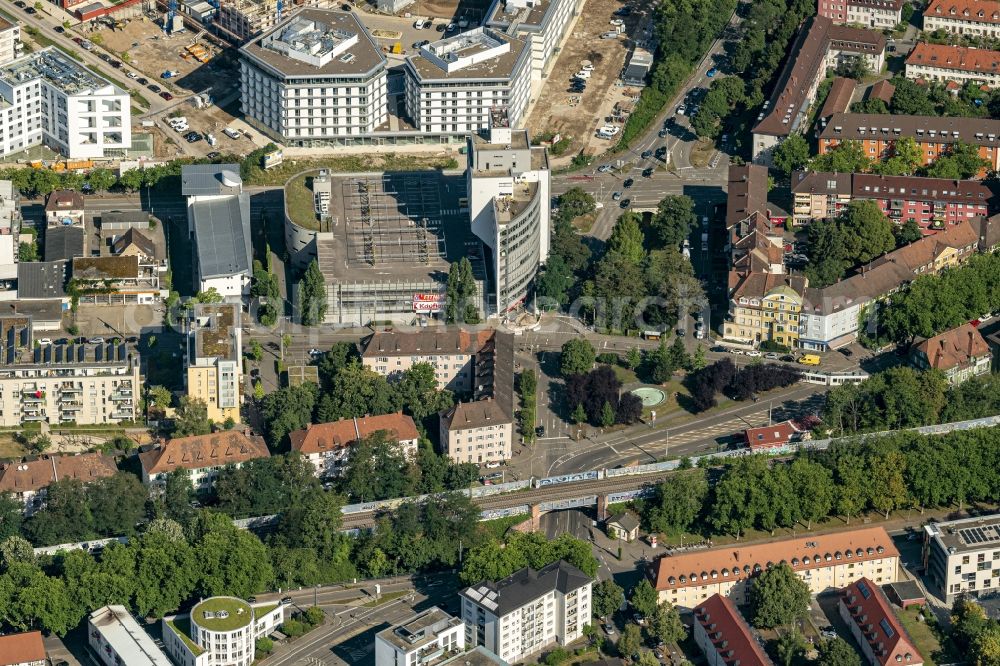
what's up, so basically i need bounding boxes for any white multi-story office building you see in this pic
[375,607,466,666]
[239,9,388,145]
[404,28,532,135]
[461,560,592,664]
[924,514,1000,603]
[467,113,550,314]
[162,597,284,666]
[0,48,131,159]
[88,607,174,666]
[484,0,583,79]
[181,165,252,301]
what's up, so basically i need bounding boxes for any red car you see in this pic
[160,92,174,101]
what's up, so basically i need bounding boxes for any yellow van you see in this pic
[797,354,821,366]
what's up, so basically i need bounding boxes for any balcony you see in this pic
[22,394,45,403]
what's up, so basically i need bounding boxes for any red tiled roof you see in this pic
[907,42,1000,75]
[289,412,419,453]
[927,0,1000,25]
[654,527,898,591]
[743,420,799,451]
[0,453,117,494]
[869,79,896,103]
[361,329,497,357]
[695,595,774,666]
[840,578,924,666]
[914,322,989,371]
[0,631,46,666]
[820,77,857,120]
[726,165,770,229]
[139,431,269,475]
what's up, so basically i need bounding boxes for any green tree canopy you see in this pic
[749,563,811,629]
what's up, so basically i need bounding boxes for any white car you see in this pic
[308,348,322,356]
[729,349,745,356]
[609,18,624,26]
[676,104,687,116]
[126,71,137,79]
[223,127,241,139]
[37,338,52,345]
[745,350,762,358]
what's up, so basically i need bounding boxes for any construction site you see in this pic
[310,170,488,327]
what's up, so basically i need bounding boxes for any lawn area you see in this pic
[0,435,28,461]
[481,513,530,539]
[610,364,638,384]
[689,139,716,168]
[362,590,410,607]
[285,173,319,231]
[897,606,953,665]
[245,153,459,187]
[572,211,596,234]
[165,618,205,656]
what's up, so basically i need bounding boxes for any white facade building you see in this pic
[461,561,592,664]
[0,48,131,159]
[924,514,1000,603]
[181,165,252,300]
[239,10,389,145]
[89,606,174,666]
[439,399,513,465]
[467,116,550,314]
[289,412,419,478]
[0,18,22,66]
[375,607,466,666]
[484,0,582,79]
[923,0,1000,37]
[139,431,270,492]
[162,597,284,666]
[404,29,532,135]
[819,0,903,29]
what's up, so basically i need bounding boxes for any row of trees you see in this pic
[617,0,738,147]
[518,369,538,445]
[878,252,1000,345]
[822,367,1000,435]
[638,425,1000,541]
[854,76,1000,122]
[685,358,800,411]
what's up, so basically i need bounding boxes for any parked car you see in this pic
[676,104,686,115]
[88,337,106,345]
[622,178,634,188]
[185,131,202,143]
[54,26,64,33]
[206,151,221,159]
[707,67,718,77]
[24,7,35,14]
[13,1,25,7]
[148,84,161,93]
[281,596,293,604]
[745,350,762,358]
[37,338,52,345]
[612,191,622,201]
[137,77,149,85]
[598,164,613,173]
[764,352,779,360]
[641,149,653,159]
[160,91,174,100]
[839,348,854,357]
[308,348,322,356]
[619,198,631,209]
[658,128,668,138]
[642,167,654,177]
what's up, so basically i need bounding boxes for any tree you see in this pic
[195,287,223,304]
[89,473,148,537]
[749,563,810,629]
[971,624,1000,666]
[341,430,415,502]
[0,494,23,541]
[650,195,696,248]
[626,347,642,370]
[189,511,273,598]
[775,629,808,666]
[316,362,400,423]
[17,241,37,262]
[0,535,34,569]
[537,255,575,305]
[261,382,319,444]
[87,168,117,192]
[895,218,923,246]
[836,55,870,80]
[607,212,647,265]
[130,529,197,617]
[298,258,327,326]
[773,134,811,179]
[172,396,212,435]
[631,579,659,618]
[23,479,94,546]
[162,470,195,526]
[0,562,78,636]
[810,140,872,174]
[646,470,708,536]
[560,339,596,377]
[649,602,685,645]
[445,257,478,324]
[617,623,642,659]
[558,187,597,220]
[600,400,616,427]
[817,637,862,666]
[691,344,707,370]
[571,402,587,424]
[788,458,834,529]
[593,579,624,618]
[840,200,895,265]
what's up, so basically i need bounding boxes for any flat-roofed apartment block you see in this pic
[906,42,1000,87]
[375,607,466,666]
[924,513,1000,602]
[216,0,326,42]
[693,595,774,666]
[484,0,583,79]
[162,596,284,666]
[923,0,1000,37]
[790,171,992,229]
[0,17,22,66]
[0,48,131,159]
[185,303,242,424]
[752,16,885,164]
[467,111,550,314]
[139,430,270,491]
[819,0,903,29]
[181,165,253,300]
[0,327,139,427]
[0,451,116,515]
[461,560,593,664]
[240,10,388,145]
[819,113,1000,176]
[653,527,899,609]
[289,411,419,477]
[404,28,531,134]
[88,606,174,666]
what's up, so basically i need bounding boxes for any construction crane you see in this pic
[276,0,284,22]
[166,0,177,33]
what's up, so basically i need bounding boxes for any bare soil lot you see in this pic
[526,0,649,165]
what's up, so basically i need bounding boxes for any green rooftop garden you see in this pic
[191,597,253,632]
[166,617,205,657]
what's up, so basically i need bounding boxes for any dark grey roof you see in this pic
[44,225,86,262]
[191,193,252,279]
[17,261,67,299]
[608,511,640,532]
[622,63,650,85]
[461,560,591,616]
[886,580,924,603]
[181,164,243,197]
[100,210,150,227]
[6,299,63,323]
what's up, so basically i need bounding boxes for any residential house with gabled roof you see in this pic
[924,0,1000,38]
[289,411,419,477]
[910,322,990,383]
[0,452,117,515]
[723,273,807,348]
[693,595,774,666]
[743,420,802,451]
[839,578,924,666]
[0,631,46,666]
[653,527,899,609]
[139,431,269,491]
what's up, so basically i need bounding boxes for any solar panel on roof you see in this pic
[33,347,40,363]
[879,618,895,638]
[106,343,113,361]
[858,580,872,599]
[95,345,103,362]
[77,345,85,362]
[117,344,126,361]
[43,345,51,363]
[55,346,62,363]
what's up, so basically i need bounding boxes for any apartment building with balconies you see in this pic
[924,514,1000,602]
[923,0,1000,38]
[375,607,466,666]
[185,303,242,425]
[819,0,903,29]
[654,527,899,610]
[461,560,592,664]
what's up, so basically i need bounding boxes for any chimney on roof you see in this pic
[968,330,975,358]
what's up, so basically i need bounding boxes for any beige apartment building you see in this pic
[139,431,269,492]
[185,304,241,425]
[654,527,899,609]
[361,329,503,392]
[439,398,513,464]
[289,412,419,478]
[0,452,117,515]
